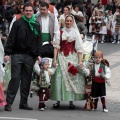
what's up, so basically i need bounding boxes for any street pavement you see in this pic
[0,38,120,120]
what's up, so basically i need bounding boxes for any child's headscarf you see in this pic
[41,58,49,65]
[94,51,109,67]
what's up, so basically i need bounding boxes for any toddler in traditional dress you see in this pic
[37,58,56,111]
[91,51,111,112]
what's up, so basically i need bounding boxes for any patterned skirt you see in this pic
[50,53,86,101]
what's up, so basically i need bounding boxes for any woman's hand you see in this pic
[80,34,84,39]
[4,55,9,62]
[53,60,57,68]
[79,62,83,69]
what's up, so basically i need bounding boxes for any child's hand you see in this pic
[38,56,42,64]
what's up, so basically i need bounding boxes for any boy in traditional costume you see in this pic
[91,51,111,112]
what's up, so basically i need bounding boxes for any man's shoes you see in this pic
[4,104,12,111]
[19,104,33,110]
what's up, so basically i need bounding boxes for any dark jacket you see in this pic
[0,4,5,22]
[5,6,16,22]
[5,18,42,57]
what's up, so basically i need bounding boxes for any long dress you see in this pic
[50,27,86,101]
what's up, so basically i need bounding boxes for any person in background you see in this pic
[59,6,70,29]
[56,0,66,14]
[98,10,107,43]
[112,6,120,44]
[36,2,60,59]
[5,1,16,30]
[9,3,24,33]
[50,1,57,7]
[86,3,92,33]
[34,0,40,14]
[112,0,119,14]
[44,0,58,17]
[0,0,6,36]
[106,9,113,42]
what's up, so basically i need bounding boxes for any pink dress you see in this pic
[0,83,7,107]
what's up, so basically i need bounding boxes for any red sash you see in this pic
[94,76,105,83]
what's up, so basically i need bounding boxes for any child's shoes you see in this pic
[38,103,47,111]
[103,108,108,113]
[39,107,45,111]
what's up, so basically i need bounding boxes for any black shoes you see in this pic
[69,104,75,109]
[5,104,33,111]
[4,104,12,111]
[53,103,60,108]
[53,103,75,109]
[19,104,33,110]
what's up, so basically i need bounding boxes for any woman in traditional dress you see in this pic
[50,15,86,108]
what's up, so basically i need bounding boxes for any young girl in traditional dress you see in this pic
[91,51,111,112]
[106,10,113,42]
[97,11,107,43]
[38,58,56,111]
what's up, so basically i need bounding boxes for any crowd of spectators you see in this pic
[0,0,120,41]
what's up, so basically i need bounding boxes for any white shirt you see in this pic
[41,16,49,33]
[40,14,60,42]
[72,10,84,17]
[94,63,111,80]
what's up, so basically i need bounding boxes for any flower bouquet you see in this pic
[68,62,79,76]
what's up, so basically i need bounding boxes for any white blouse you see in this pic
[53,27,83,53]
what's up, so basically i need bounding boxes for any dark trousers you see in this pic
[6,54,36,105]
